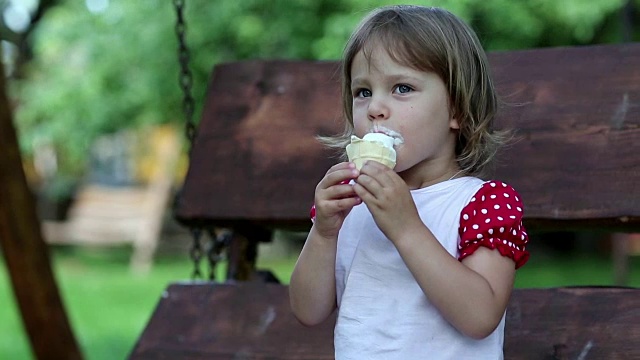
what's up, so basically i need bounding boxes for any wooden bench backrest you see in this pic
[176,43,640,232]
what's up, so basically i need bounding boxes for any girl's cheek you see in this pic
[353,120,369,136]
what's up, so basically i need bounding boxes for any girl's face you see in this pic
[350,44,460,188]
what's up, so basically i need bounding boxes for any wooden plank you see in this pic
[129,283,640,359]
[490,44,640,230]
[176,60,340,231]
[0,69,83,359]
[505,287,640,359]
[129,283,336,360]
[175,43,640,230]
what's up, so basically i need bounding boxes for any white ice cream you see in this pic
[371,125,404,147]
[361,133,396,151]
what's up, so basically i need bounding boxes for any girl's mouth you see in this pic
[372,125,404,146]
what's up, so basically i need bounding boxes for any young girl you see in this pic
[290,5,529,359]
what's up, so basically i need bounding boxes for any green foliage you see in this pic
[14,0,181,175]
[10,0,636,177]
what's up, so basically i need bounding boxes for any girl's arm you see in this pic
[289,162,360,326]
[393,228,515,339]
[354,162,519,339]
[289,226,338,326]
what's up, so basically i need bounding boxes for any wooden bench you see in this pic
[129,43,640,359]
[42,126,181,272]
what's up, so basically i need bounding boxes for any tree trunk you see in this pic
[0,63,83,359]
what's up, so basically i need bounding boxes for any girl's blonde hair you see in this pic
[324,5,509,177]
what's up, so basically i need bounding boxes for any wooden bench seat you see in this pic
[129,43,640,359]
[130,283,640,359]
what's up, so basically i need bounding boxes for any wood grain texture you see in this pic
[129,283,640,360]
[129,283,336,360]
[490,44,640,230]
[504,287,640,359]
[176,43,640,231]
[176,60,341,230]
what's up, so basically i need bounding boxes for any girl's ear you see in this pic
[448,105,460,129]
[449,116,460,130]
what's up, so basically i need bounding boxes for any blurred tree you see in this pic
[5,0,638,179]
[1,0,60,72]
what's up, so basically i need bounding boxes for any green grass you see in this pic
[0,245,299,360]
[1,244,639,360]
[0,246,193,360]
[515,251,640,288]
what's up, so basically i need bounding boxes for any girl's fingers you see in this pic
[326,162,356,176]
[355,162,386,193]
[353,161,400,203]
[334,182,358,197]
[354,173,381,195]
[318,182,358,204]
[314,163,360,213]
[328,161,354,172]
[318,163,359,190]
[352,182,371,204]
[317,195,361,215]
[315,196,357,220]
[360,161,395,184]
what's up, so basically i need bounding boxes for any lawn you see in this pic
[1,241,639,360]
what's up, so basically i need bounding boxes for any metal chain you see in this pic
[206,229,232,281]
[173,0,203,279]
[189,228,204,280]
[173,0,231,281]
[173,0,196,153]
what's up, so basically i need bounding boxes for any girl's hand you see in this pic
[313,162,361,240]
[353,161,421,242]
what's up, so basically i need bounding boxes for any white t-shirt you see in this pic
[334,176,505,360]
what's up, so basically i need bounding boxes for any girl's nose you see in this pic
[367,98,389,120]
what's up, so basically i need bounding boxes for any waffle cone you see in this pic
[346,141,396,170]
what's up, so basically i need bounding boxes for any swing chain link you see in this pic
[189,227,204,280]
[174,0,206,280]
[174,0,231,281]
[206,230,232,281]
[173,0,196,153]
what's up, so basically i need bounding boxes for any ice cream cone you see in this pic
[346,133,396,170]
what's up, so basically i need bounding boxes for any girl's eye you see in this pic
[355,89,372,98]
[395,84,413,94]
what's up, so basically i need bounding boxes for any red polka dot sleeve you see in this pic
[458,181,530,269]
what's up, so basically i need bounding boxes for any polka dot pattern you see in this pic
[458,181,530,269]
